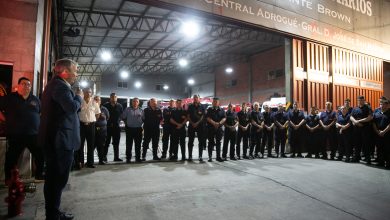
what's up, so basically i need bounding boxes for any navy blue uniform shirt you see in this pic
[306,114,320,128]
[351,104,372,125]
[225,110,237,126]
[374,107,382,114]
[287,109,305,125]
[96,105,109,127]
[337,114,351,126]
[237,110,250,127]
[251,110,263,124]
[273,111,288,126]
[320,110,336,126]
[337,107,352,116]
[0,92,40,135]
[373,110,390,130]
[262,111,273,126]
[171,108,187,124]
[206,107,226,127]
[143,107,162,129]
[103,102,123,127]
[163,107,174,126]
[187,103,205,124]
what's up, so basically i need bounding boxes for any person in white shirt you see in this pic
[74,87,101,169]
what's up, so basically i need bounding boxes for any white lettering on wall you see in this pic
[317,4,351,24]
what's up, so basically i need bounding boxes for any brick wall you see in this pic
[0,0,38,90]
[215,46,286,105]
[0,0,38,180]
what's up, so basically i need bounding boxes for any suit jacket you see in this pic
[39,76,82,152]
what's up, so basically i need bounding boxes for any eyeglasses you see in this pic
[19,82,31,87]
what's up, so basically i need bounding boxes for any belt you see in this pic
[81,121,95,126]
[96,126,106,130]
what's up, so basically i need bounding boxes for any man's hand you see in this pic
[75,87,82,96]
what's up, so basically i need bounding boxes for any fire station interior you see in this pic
[61,0,287,107]
[0,0,389,219]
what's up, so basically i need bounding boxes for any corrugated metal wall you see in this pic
[292,39,383,111]
[292,39,306,109]
[306,41,329,110]
[332,47,383,109]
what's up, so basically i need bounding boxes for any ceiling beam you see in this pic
[63,8,284,43]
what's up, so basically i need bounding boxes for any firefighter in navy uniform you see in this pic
[103,93,123,162]
[374,96,387,114]
[305,106,320,158]
[350,96,373,163]
[287,101,306,158]
[162,99,175,159]
[206,98,226,162]
[372,96,387,162]
[222,103,238,160]
[94,96,110,165]
[319,102,337,160]
[336,106,353,162]
[273,104,288,158]
[170,99,187,161]
[250,102,263,159]
[372,99,390,168]
[187,95,206,162]
[237,102,250,159]
[142,98,162,161]
[261,105,275,158]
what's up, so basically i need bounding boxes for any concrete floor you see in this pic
[1,133,390,220]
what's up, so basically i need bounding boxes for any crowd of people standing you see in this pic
[0,58,389,219]
[81,93,390,169]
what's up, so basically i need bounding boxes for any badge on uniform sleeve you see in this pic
[30,101,38,106]
[198,111,202,115]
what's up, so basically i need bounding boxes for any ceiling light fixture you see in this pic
[225,67,233,74]
[101,51,112,61]
[120,70,129,79]
[80,80,88,88]
[181,21,200,38]
[179,58,188,67]
[187,79,195,85]
[134,81,142,88]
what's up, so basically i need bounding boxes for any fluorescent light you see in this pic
[120,70,129,79]
[187,79,195,85]
[225,67,233,74]
[163,85,169,90]
[179,58,188,67]
[134,81,142,88]
[181,21,200,38]
[80,81,88,88]
[101,51,112,61]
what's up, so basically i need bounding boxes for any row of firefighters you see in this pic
[77,93,390,169]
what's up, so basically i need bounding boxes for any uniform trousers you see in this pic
[162,125,172,157]
[236,128,249,157]
[274,128,287,156]
[104,125,121,160]
[125,127,143,160]
[188,125,206,158]
[142,128,160,158]
[171,127,186,159]
[208,127,223,159]
[222,128,237,158]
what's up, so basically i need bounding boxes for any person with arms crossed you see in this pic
[0,77,44,184]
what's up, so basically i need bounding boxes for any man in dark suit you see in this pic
[39,59,82,220]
